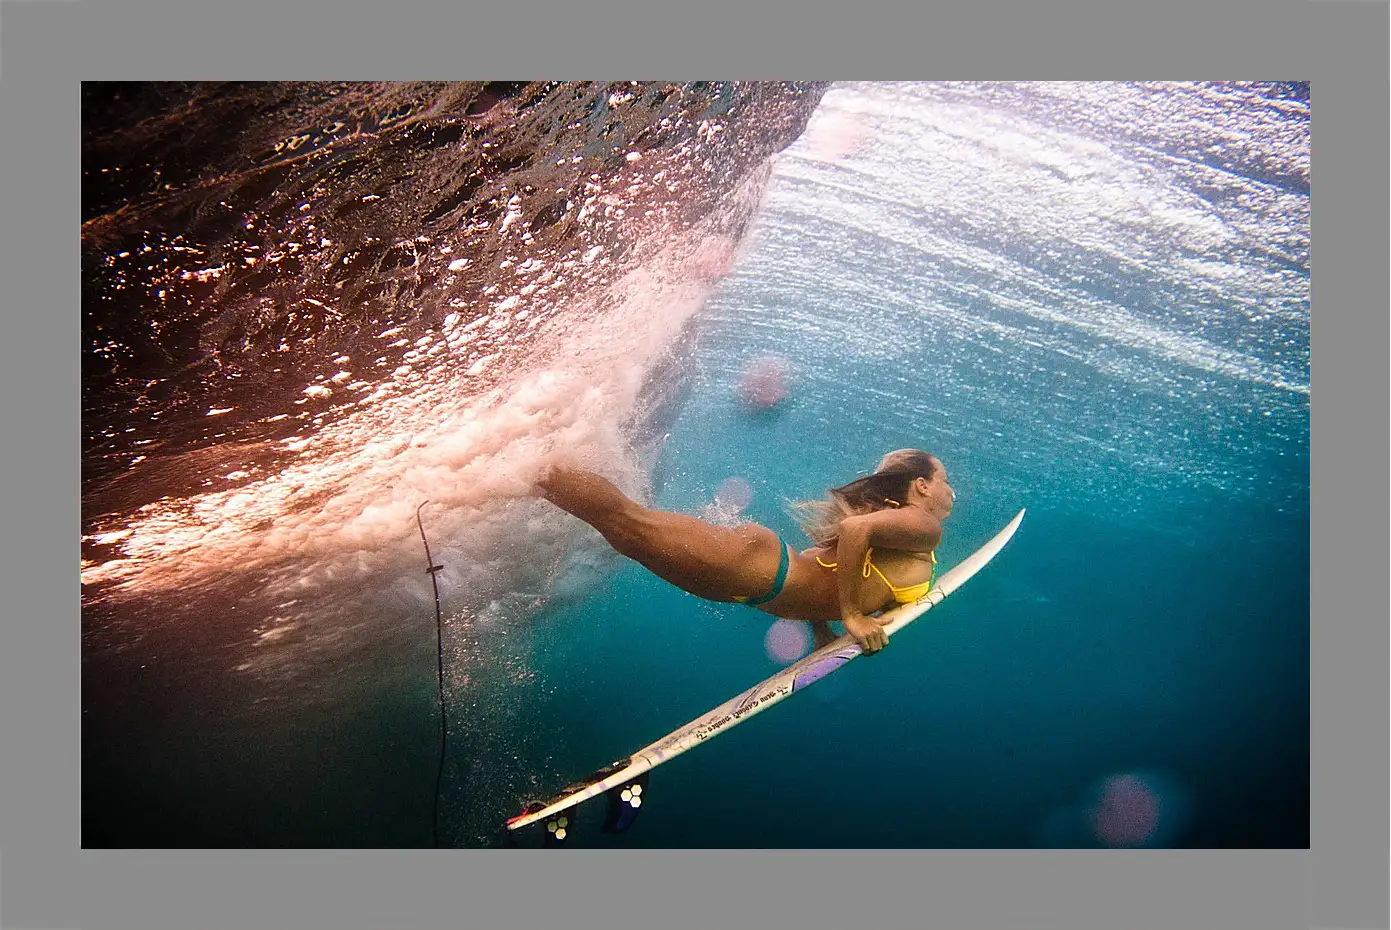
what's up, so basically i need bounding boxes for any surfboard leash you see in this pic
[415,500,448,848]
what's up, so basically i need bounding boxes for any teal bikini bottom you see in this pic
[732,537,791,607]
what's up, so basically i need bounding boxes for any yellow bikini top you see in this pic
[815,548,937,604]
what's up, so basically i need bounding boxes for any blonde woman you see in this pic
[537,449,955,654]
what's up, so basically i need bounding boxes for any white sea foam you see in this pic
[81,228,736,610]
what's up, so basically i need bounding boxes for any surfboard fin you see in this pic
[601,772,649,834]
[541,812,573,846]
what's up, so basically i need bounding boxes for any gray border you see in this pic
[6,0,1382,928]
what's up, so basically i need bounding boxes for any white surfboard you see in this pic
[507,508,1026,836]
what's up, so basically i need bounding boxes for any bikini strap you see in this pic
[860,548,895,587]
[820,548,936,585]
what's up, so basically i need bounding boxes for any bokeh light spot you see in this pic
[1090,773,1160,847]
[764,619,812,665]
[739,356,790,409]
[714,476,753,512]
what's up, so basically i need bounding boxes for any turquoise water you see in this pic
[82,82,1308,849]
[509,83,1308,848]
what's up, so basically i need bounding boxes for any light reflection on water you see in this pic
[81,82,1307,848]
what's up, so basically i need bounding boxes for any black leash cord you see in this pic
[415,500,447,848]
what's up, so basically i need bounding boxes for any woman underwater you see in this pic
[536,448,955,654]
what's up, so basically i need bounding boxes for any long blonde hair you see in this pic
[789,450,939,548]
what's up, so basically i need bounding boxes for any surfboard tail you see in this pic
[504,802,579,845]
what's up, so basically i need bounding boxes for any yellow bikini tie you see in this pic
[815,548,936,604]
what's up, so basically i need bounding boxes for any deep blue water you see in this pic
[510,83,1309,848]
[524,498,1306,847]
[82,82,1307,849]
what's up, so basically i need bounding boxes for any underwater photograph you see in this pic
[81,81,1309,849]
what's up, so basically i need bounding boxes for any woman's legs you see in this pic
[537,465,786,603]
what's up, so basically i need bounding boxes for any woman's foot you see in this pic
[533,458,585,500]
[534,461,586,502]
